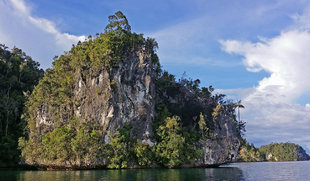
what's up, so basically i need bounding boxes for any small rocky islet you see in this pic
[18,11,243,169]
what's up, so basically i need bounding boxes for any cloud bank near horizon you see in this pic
[220,9,310,150]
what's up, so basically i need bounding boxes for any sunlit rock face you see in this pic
[74,50,155,143]
[190,107,241,166]
[198,116,241,166]
[35,49,156,144]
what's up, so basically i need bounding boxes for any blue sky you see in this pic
[2,0,310,151]
[15,0,299,89]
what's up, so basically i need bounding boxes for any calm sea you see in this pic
[1,161,310,181]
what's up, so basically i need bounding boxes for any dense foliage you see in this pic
[0,45,43,167]
[19,120,103,166]
[259,143,308,161]
[104,116,202,169]
[238,140,264,162]
[238,140,309,162]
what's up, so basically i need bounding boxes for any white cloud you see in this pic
[220,15,310,148]
[10,0,28,14]
[0,0,86,69]
[222,30,310,103]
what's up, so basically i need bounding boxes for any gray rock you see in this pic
[35,50,155,144]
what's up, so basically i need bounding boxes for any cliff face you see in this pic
[296,146,310,161]
[36,50,155,145]
[199,115,241,166]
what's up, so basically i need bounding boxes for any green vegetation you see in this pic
[19,120,103,166]
[238,140,309,162]
[42,126,73,162]
[155,116,187,168]
[105,125,134,169]
[238,140,264,162]
[134,141,153,166]
[0,45,43,167]
[259,142,308,161]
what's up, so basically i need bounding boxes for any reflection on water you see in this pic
[204,168,244,181]
[0,167,244,181]
[2,161,310,180]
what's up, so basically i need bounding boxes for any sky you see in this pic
[1,0,310,151]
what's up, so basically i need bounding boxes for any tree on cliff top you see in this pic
[105,11,131,33]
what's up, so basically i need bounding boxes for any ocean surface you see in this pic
[1,161,310,181]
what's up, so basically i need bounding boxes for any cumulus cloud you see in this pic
[0,0,86,69]
[222,31,310,103]
[220,15,310,150]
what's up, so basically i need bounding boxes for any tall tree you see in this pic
[105,11,131,33]
[236,100,245,122]
[0,45,43,167]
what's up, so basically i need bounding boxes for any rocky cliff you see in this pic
[155,74,242,166]
[36,50,155,145]
[296,146,310,161]
[20,12,242,168]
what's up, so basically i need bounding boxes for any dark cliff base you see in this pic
[0,164,38,171]
[4,163,224,171]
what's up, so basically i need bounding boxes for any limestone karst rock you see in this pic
[20,12,242,168]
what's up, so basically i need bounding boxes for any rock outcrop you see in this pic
[198,122,241,166]
[296,146,310,161]
[21,12,242,168]
[155,74,242,166]
[35,50,155,145]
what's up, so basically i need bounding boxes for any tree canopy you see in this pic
[0,44,43,167]
[238,140,309,162]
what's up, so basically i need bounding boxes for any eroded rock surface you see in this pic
[35,50,156,144]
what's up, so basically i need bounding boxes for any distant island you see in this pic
[238,141,310,162]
